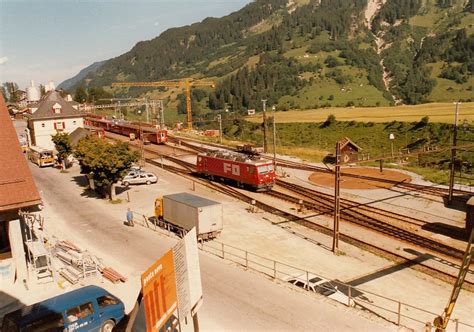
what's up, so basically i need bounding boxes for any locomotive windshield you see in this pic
[257,164,274,174]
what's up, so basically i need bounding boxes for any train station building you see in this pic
[0,96,42,285]
[26,90,84,150]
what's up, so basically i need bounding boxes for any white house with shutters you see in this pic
[27,90,84,150]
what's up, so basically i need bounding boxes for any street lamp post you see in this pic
[389,133,395,159]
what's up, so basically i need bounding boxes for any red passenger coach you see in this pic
[196,151,275,191]
[85,117,168,144]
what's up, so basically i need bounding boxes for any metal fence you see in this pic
[133,214,473,332]
[199,240,474,332]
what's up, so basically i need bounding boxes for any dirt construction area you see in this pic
[309,167,412,189]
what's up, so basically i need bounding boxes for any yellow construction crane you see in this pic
[112,79,215,130]
[433,224,473,331]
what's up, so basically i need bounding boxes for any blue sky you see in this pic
[0,0,251,89]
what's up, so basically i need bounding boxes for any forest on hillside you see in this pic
[70,0,473,110]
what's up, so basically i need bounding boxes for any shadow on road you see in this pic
[115,186,131,196]
[442,194,469,212]
[422,222,469,241]
[71,175,101,198]
[345,249,434,288]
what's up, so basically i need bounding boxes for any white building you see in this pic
[27,90,84,150]
[26,80,41,102]
[44,81,55,93]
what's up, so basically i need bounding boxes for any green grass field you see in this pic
[427,62,474,102]
[279,65,390,108]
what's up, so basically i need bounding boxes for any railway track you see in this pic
[153,164,474,289]
[271,157,472,199]
[148,142,468,262]
[267,186,467,262]
[107,132,474,289]
[277,180,429,228]
[168,134,472,199]
[140,138,467,261]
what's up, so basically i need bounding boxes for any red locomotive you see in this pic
[85,117,168,144]
[196,151,275,191]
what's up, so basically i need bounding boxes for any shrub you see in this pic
[321,114,337,128]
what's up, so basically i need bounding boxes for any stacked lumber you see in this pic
[57,240,82,253]
[50,239,127,285]
[102,267,127,284]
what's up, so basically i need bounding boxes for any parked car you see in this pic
[122,172,157,186]
[125,167,145,178]
[284,273,356,307]
[1,285,125,331]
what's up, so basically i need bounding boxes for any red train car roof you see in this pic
[199,151,272,166]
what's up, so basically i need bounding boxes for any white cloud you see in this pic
[154,21,159,26]
[0,56,8,65]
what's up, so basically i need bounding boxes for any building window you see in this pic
[52,102,62,114]
[41,123,45,128]
[54,122,65,131]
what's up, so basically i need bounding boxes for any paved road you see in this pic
[30,164,398,332]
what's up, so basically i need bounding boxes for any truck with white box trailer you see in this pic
[154,192,223,240]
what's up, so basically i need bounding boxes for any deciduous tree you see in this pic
[74,136,139,199]
[51,132,72,169]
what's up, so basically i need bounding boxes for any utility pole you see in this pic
[217,113,222,144]
[160,100,165,129]
[138,111,145,167]
[332,142,341,254]
[145,98,149,124]
[448,101,460,204]
[151,100,156,126]
[262,99,268,153]
[272,105,277,165]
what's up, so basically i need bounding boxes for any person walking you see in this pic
[126,208,134,227]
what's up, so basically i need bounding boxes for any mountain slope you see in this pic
[58,60,106,90]
[68,0,473,114]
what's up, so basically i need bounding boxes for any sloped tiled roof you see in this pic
[28,90,84,120]
[0,95,42,212]
[338,137,362,151]
[69,127,92,146]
